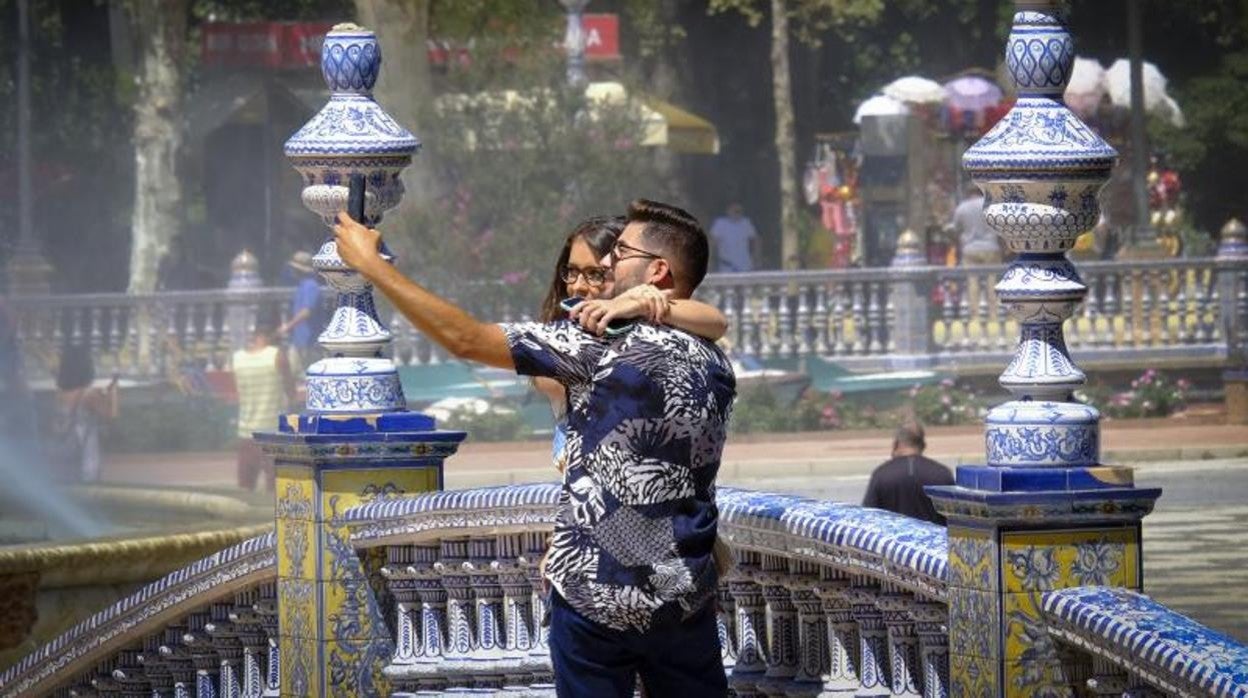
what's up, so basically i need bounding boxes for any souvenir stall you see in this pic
[1063,56,1187,258]
[803,134,860,269]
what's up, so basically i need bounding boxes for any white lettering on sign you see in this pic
[585,28,602,48]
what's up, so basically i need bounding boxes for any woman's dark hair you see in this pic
[56,343,95,392]
[538,215,626,322]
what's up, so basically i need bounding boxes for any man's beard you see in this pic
[608,263,647,298]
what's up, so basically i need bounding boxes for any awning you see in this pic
[435,81,719,155]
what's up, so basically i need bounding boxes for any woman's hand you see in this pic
[568,285,673,335]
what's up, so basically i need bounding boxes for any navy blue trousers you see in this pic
[549,593,728,697]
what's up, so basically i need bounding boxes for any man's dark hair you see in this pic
[253,306,282,340]
[55,343,94,392]
[894,420,926,452]
[626,198,709,294]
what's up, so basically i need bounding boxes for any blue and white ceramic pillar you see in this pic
[926,2,1161,695]
[259,23,465,698]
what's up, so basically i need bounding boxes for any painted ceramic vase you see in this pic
[962,1,1117,468]
[284,24,418,413]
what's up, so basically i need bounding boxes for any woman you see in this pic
[233,309,296,492]
[49,344,118,482]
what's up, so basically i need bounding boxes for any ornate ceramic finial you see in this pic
[1218,217,1247,259]
[284,25,420,413]
[891,228,925,267]
[963,0,1116,467]
[228,249,260,287]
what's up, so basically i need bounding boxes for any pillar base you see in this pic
[1224,369,1248,425]
[928,475,1159,697]
[258,411,465,698]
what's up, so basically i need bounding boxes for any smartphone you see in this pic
[347,173,366,223]
[559,296,634,337]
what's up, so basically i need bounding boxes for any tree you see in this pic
[353,0,435,230]
[127,0,189,295]
[769,0,799,269]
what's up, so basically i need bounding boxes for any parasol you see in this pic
[943,75,1003,112]
[1063,57,1106,119]
[852,94,910,125]
[881,76,947,104]
[1104,58,1184,126]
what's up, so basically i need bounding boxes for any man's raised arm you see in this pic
[332,211,514,370]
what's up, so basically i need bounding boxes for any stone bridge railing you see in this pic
[10,256,1246,383]
[6,484,1247,697]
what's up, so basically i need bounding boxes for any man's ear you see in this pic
[649,259,674,290]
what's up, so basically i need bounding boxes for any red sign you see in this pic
[582,14,620,61]
[202,15,620,70]
[202,22,333,70]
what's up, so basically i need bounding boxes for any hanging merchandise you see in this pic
[806,140,859,269]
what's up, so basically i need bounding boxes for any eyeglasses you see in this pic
[610,240,663,266]
[560,265,610,287]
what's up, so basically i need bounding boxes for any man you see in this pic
[278,250,324,375]
[334,199,735,697]
[862,421,954,525]
[709,202,759,272]
[952,184,1002,319]
[953,185,999,267]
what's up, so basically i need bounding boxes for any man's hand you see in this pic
[333,211,384,278]
[569,285,673,335]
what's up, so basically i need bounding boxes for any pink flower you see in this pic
[941,395,952,406]
[1176,378,1191,391]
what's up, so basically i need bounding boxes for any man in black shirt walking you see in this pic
[862,421,954,525]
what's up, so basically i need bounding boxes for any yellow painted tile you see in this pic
[276,517,315,579]
[1004,658,1077,698]
[1002,528,1139,592]
[276,465,316,522]
[1003,591,1063,664]
[278,577,317,641]
[949,526,998,591]
[318,578,391,643]
[321,638,393,698]
[318,466,441,521]
[278,634,316,698]
[949,653,997,698]
[949,587,1001,659]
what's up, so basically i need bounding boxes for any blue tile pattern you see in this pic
[1042,586,1248,698]
[345,484,950,598]
[0,532,277,697]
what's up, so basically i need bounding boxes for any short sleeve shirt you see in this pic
[290,277,324,349]
[503,320,736,631]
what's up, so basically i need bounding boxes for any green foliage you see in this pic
[440,405,529,442]
[729,386,890,434]
[906,378,981,426]
[396,48,664,312]
[1075,370,1191,419]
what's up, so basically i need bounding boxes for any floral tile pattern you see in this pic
[949,652,998,698]
[949,526,997,591]
[1002,527,1138,593]
[949,587,1001,659]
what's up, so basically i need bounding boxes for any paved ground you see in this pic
[101,420,1248,642]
